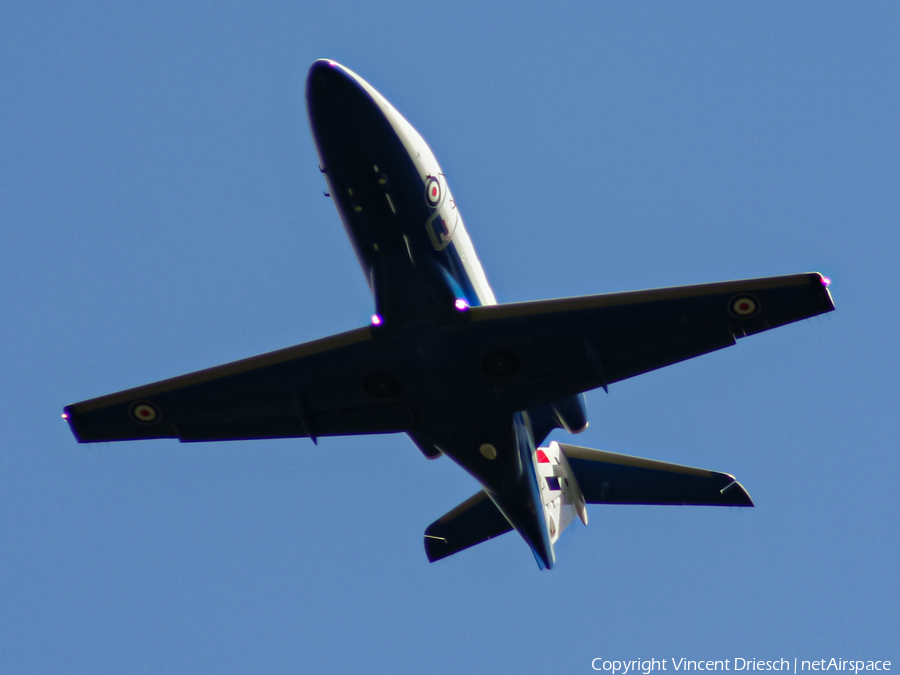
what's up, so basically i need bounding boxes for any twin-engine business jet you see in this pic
[64,60,835,569]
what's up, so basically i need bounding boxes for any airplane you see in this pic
[63,60,835,570]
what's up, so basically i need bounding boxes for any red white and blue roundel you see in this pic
[424,176,441,207]
[130,401,160,424]
[729,294,760,318]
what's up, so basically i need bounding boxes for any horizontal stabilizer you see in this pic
[424,491,513,562]
[559,443,753,507]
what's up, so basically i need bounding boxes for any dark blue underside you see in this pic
[306,61,482,326]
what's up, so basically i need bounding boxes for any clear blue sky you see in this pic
[2,2,897,673]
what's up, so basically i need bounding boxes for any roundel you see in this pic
[424,176,441,207]
[729,294,760,318]
[130,401,160,424]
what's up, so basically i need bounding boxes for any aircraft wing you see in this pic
[64,327,416,443]
[66,273,832,444]
[467,272,834,411]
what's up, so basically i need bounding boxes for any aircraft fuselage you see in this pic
[307,59,557,567]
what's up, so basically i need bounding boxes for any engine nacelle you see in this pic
[549,393,588,434]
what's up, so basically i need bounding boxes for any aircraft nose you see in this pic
[305,60,381,146]
[306,59,345,93]
[306,59,363,113]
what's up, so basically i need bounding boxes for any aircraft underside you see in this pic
[63,60,835,569]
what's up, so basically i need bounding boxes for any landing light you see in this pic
[454,298,469,311]
[371,314,383,326]
[821,276,832,287]
[61,413,68,420]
